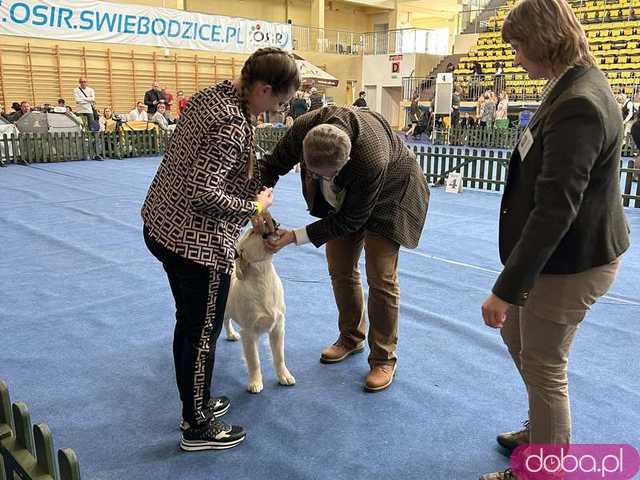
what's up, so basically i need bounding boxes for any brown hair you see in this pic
[502,0,596,77]
[237,47,300,177]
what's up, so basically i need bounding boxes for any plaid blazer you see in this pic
[142,81,260,274]
[259,106,429,248]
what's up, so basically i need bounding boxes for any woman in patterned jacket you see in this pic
[142,47,300,451]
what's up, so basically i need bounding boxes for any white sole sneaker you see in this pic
[180,435,246,451]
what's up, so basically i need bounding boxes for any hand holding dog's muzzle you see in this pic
[265,229,295,253]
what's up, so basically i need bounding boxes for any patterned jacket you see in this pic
[259,106,429,249]
[142,81,260,274]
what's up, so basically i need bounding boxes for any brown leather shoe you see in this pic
[320,338,365,364]
[496,420,530,451]
[364,363,396,392]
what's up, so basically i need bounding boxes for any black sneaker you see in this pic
[179,396,230,431]
[180,417,246,451]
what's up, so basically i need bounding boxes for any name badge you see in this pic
[517,128,534,161]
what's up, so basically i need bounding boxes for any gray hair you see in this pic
[303,124,351,170]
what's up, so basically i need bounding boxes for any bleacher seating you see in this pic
[455,0,640,100]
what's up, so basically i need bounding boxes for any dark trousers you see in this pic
[144,227,231,426]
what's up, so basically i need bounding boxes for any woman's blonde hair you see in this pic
[502,0,596,77]
[303,124,351,170]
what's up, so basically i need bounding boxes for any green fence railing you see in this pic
[1,379,81,480]
[433,126,640,157]
[0,128,286,166]
[254,127,288,155]
[1,128,638,208]
[413,145,640,208]
[0,130,174,166]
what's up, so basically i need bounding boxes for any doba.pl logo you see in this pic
[510,444,640,479]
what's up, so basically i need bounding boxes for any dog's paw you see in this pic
[225,331,240,341]
[247,380,264,394]
[277,370,296,386]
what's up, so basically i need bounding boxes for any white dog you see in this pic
[224,228,295,393]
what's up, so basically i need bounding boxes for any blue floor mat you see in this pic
[0,158,638,480]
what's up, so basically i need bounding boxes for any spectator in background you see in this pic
[629,93,640,180]
[493,61,505,93]
[405,94,421,138]
[470,61,484,101]
[144,81,165,115]
[57,98,66,108]
[495,91,509,128]
[7,101,31,123]
[74,77,98,130]
[476,94,485,124]
[162,87,174,112]
[288,90,309,119]
[621,91,640,139]
[308,87,324,111]
[99,107,115,132]
[451,85,462,128]
[128,101,149,122]
[446,62,456,73]
[479,91,496,128]
[352,91,367,108]
[176,90,188,116]
[151,102,175,132]
[289,90,309,120]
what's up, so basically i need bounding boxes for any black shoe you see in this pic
[180,417,246,451]
[179,396,230,431]
[497,420,529,451]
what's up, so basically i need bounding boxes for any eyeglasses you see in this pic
[306,169,337,181]
[304,157,348,181]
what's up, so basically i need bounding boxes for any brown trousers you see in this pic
[325,230,400,366]
[500,259,620,444]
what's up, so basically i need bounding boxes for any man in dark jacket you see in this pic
[352,91,367,108]
[308,87,324,111]
[255,106,429,392]
[144,81,166,115]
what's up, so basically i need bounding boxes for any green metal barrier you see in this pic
[0,380,81,480]
[413,145,640,208]
[254,127,288,154]
[1,127,637,208]
[439,126,640,155]
[1,128,281,166]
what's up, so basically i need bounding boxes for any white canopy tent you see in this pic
[293,54,339,88]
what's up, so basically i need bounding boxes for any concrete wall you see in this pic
[453,33,480,55]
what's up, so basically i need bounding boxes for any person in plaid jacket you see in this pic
[256,106,430,392]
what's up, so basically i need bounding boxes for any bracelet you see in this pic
[255,201,263,215]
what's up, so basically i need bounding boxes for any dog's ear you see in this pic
[235,249,249,280]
